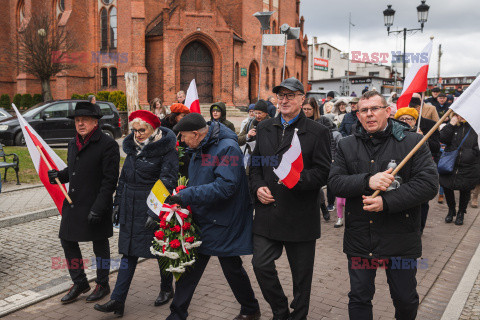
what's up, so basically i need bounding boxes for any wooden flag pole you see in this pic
[371,108,453,198]
[36,145,73,204]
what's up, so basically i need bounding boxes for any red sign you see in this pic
[314,58,328,71]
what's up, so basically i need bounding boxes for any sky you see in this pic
[300,0,480,78]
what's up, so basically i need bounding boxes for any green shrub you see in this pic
[21,94,33,109]
[0,94,11,109]
[13,94,22,108]
[71,93,84,100]
[96,91,110,102]
[32,94,43,105]
[108,90,127,111]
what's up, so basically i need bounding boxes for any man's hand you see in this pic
[87,211,102,225]
[257,186,275,204]
[112,205,119,224]
[368,168,394,191]
[47,170,59,185]
[362,195,384,212]
[145,216,158,230]
[247,128,257,139]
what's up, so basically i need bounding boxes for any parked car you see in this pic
[0,100,122,146]
[306,90,342,105]
[0,108,11,120]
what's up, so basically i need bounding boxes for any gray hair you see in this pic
[87,95,96,103]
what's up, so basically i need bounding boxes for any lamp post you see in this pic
[383,1,430,80]
[253,11,274,101]
[280,24,300,81]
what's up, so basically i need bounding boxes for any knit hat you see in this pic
[254,99,268,113]
[128,110,161,129]
[394,107,419,121]
[248,104,255,111]
[173,113,207,132]
[170,103,190,114]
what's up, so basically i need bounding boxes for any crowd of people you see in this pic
[46,78,479,320]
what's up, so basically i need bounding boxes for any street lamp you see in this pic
[279,24,300,81]
[383,1,430,79]
[253,11,274,101]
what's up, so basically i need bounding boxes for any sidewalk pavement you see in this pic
[2,197,480,319]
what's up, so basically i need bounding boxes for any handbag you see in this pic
[437,128,471,175]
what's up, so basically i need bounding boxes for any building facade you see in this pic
[428,76,476,91]
[0,0,309,107]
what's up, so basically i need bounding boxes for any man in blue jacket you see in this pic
[166,113,260,320]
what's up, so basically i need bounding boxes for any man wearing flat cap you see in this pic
[250,77,331,320]
[166,113,261,320]
[47,101,120,304]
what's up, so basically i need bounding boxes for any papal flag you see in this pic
[147,179,171,216]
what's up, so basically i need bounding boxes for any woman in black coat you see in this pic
[440,114,480,225]
[95,110,179,316]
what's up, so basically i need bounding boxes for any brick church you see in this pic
[1,0,308,106]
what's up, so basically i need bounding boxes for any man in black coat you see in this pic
[425,86,441,109]
[250,78,331,320]
[328,91,438,320]
[48,102,120,304]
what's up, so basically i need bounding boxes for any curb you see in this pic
[1,184,43,194]
[0,207,58,229]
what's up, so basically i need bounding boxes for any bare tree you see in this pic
[17,8,78,101]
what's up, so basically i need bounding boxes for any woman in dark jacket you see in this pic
[210,102,236,132]
[94,110,179,316]
[440,114,480,225]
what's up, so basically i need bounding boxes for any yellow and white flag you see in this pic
[147,180,170,216]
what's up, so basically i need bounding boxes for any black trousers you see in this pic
[347,256,419,320]
[60,238,110,286]
[252,234,316,320]
[443,187,472,212]
[167,253,259,320]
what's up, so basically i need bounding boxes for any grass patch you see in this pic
[2,146,125,184]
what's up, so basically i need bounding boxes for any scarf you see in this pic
[133,128,163,155]
[76,125,98,151]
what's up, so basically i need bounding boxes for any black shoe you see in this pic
[94,299,125,317]
[86,283,110,302]
[61,282,90,304]
[234,309,261,320]
[445,208,456,223]
[154,290,173,306]
[455,211,465,225]
[321,203,330,221]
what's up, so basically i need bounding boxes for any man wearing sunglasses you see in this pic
[328,91,438,319]
[250,77,331,320]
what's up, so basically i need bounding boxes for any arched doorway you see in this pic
[248,61,259,104]
[180,41,213,102]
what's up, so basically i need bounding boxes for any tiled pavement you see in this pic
[2,198,480,319]
[0,186,54,219]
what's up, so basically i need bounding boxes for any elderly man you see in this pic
[339,97,360,137]
[328,91,438,319]
[166,113,261,320]
[47,102,120,304]
[250,77,331,320]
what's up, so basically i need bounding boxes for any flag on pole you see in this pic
[12,104,68,214]
[273,128,304,189]
[184,79,201,114]
[396,41,433,109]
[450,75,480,145]
[147,179,171,216]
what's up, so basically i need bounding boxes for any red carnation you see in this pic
[170,239,181,249]
[182,222,191,231]
[170,225,181,233]
[154,230,164,240]
[185,236,195,243]
[175,185,187,193]
[159,220,168,229]
[176,141,180,147]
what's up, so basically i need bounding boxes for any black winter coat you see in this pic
[58,129,120,242]
[249,112,332,241]
[328,119,438,259]
[416,117,441,162]
[114,128,179,258]
[439,122,480,191]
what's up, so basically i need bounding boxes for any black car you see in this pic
[0,108,11,120]
[0,100,122,146]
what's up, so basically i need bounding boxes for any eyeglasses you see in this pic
[358,106,387,115]
[131,128,147,134]
[398,117,416,122]
[276,93,303,101]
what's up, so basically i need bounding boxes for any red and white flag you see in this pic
[273,129,304,189]
[185,79,201,114]
[12,104,68,214]
[396,41,433,109]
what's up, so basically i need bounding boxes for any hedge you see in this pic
[0,94,11,109]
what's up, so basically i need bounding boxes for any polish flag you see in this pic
[450,75,480,145]
[12,104,68,214]
[396,41,433,109]
[273,129,304,189]
[185,79,201,114]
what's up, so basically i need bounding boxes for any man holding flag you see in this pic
[47,101,120,304]
[328,91,438,320]
[249,77,331,320]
